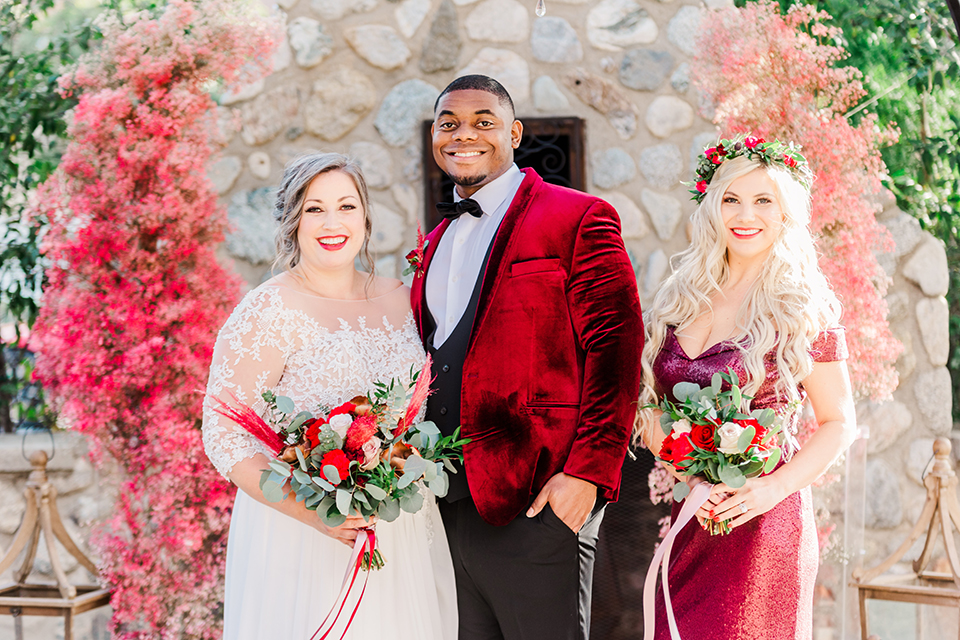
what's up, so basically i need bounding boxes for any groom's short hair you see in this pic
[434,75,515,119]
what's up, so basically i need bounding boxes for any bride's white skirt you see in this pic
[223,489,458,640]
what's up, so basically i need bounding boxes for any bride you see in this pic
[202,153,457,639]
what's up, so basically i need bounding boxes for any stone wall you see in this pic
[0,432,114,640]
[213,0,719,297]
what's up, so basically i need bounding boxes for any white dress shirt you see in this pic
[425,163,525,347]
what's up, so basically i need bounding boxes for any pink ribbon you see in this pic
[309,528,377,640]
[642,482,713,640]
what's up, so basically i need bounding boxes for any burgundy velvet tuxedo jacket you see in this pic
[411,168,644,526]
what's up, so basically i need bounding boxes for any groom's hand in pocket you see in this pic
[526,473,597,533]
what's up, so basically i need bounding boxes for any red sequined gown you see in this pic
[652,326,847,640]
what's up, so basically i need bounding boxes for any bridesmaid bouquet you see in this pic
[210,356,467,566]
[652,369,786,535]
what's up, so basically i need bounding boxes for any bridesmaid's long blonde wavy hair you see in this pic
[636,155,841,452]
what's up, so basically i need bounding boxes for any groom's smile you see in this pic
[432,89,522,198]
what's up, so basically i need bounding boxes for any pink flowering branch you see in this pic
[28,2,281,638]
[692,0,901,401]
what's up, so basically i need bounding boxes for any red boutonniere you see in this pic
[403,224,428,278]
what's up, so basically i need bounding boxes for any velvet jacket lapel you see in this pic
[411,218,450,345]
[468,168,543,351]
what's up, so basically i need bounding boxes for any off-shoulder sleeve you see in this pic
[810,326,848,363]
[202,287,295,479]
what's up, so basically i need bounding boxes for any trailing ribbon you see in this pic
[309,528,377,640]
[642,482,713,640]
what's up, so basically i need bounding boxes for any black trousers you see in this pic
[438,497,605,640]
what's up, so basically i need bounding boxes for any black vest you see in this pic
[423,242,495,503]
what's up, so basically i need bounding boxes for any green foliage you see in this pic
[739,0,960,419]
[0,0,98,330]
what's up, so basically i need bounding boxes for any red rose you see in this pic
[320,449,351,484]
[744,136,762,149]
[696,180,708,193]
[704,146,716,158]
[658,432,676,462]
[343,414,379,460]
[671,434,695,469]
[328,401,357,420]
[738,418,768,450]
[690,422,717,452]
[783,154,797,168]
[304,418,325,449]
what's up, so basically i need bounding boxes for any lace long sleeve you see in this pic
[202,288,295,479]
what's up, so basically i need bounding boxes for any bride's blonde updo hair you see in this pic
[636,154,841,449]
[272,152,374,275]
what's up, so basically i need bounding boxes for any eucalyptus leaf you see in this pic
[737,426,756,454]
[429,472,449,498]
[323,464,342,486]
[673,381,701,402]
[711,372,723,394]
[262,480,286,503]
[354,491,370,505]
[365,484,388,501]
[442,458,458,473]
[407,432,424,449]
[293,469,311,485]
[422,431,441,449]
[318,495,335,515]
[268,460,292,476]
[378,498,401,522]
[259,469,272,490]
[305,493,324,509]
[732,385,742,410]
[752,408,776,428]
[423,460,438,482]
[763,447,782,474]
[402,454,428,481]
[321,511,346,528]
[672,482,691,502]
[295,446,307,471]
[660,411,674,435]
[400,490,425,514]
[719,465,745,488]
[416,421,441,436]
[336,488,352,516]
[312,476,335,492]
[275,395,296,414]
[289,411,313,432]
[740,459,764,477]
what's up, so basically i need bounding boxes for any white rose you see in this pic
[329,413,353,438]
[717,422,746,455]
[360,436,382,471]
[671,419,692,435]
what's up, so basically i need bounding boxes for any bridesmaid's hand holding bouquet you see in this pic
[650,369,788,535]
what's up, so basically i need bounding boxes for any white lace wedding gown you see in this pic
[202,282,457,640]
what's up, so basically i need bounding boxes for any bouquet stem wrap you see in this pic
[642,482,713,640]
[309,528,378,640]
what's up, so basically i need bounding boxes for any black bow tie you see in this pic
[436,198,483,220]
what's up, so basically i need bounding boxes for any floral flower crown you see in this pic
[685,134,810,204]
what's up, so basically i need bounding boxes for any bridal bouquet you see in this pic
[652,369,786,535]
[210,356,467,566]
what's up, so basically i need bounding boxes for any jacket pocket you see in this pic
[510,258,561,277]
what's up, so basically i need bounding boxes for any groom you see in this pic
[410,75,644,640]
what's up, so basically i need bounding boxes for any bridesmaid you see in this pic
[635,135,858,639]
